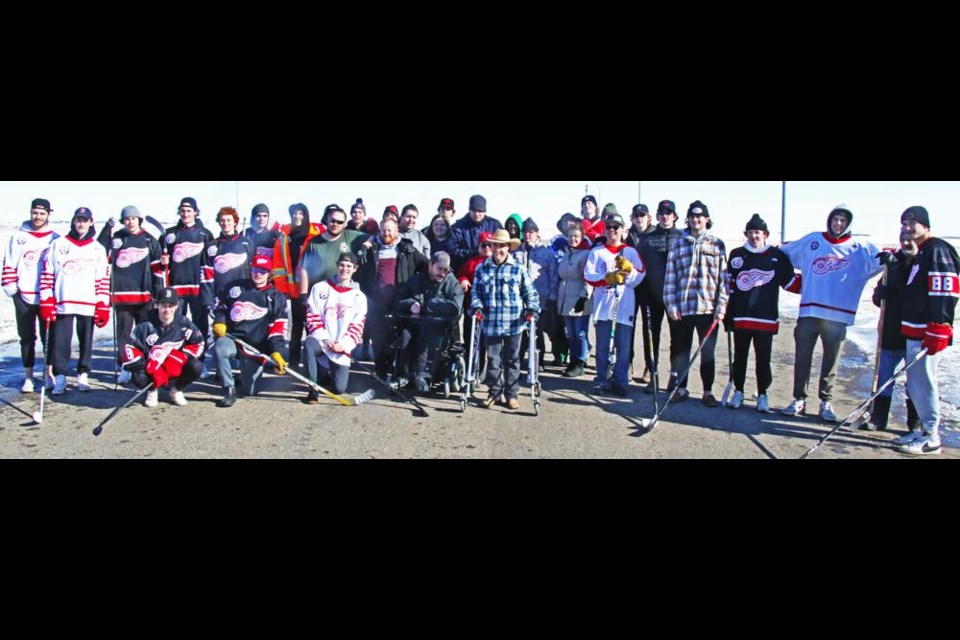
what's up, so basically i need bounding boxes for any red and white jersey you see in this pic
[305,279,367,367]
[39,235,109,317]
[584,243,646,326]
[2,222,60,304]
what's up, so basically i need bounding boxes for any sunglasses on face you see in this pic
[328,218,346,225]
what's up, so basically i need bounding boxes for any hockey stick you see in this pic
[32,319,52,424]
[92,383,155,436]
[143,215,166,241]
[720,325,734,406]
[871,264,889,394]
[640,317,720,431]
[644,305,659,417]
[145,216,170,287]
[800,347,928,459]
[352,358,429,416]
[229,335,373,407]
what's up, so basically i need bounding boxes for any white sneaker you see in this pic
[52,374,67,395]
[819,400,838,422]
[782,398,805,416]
[896,432,942,456]
[756,394,770,413]
[117,369,132,385]
[729,390,744,409]
[21,376,35,393]
[77,373,91,391]
[145,389,159,407]
[891,430,924,447]
[171,390,188,406]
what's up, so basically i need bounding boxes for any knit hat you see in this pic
[581,195,598,208]
[521,217,539,233]
[350,198,366,214]
[469,195,487,212]
[901,206,930,228]
[687,200,710,217]
[251,203,270,216]
[602,203,619,217]
[744,214,768,234]
[383,205,399,219]
[120,205,142,222]
[73,207,93,220]
[31,198,52,212]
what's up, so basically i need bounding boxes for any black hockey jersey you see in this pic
[726,244,797,333]
[162,220,215,304]
[109,228,163,305]
[121,309,205,368]
[901,236,960,340]
[244,226,281,259]
[214,282,288,355]
[210,232,255,304]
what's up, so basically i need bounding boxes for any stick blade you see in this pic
[32,412,43,424]
[349,388,376,405]
[92,425,103,436]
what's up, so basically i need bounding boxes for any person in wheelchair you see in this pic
[390,251,464,393]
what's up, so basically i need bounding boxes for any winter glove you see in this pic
[94,303,110,328]
[923,322,953,356]
[472,308,484,322]
[604,272,625,286]
[162,350,189,378]
[398,241,414,255]
[723,315,733,333]
[874,283,888,301]
[146,359,169,389]
[573,297,587,314]
[106,217,117,228]
[615,255,633,274]
[525,309,540,323]
[213,322,227,339]
[39,297,57,323]
[877,251,895,266]
[270,352,287,374]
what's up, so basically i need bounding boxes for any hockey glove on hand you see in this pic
[162,350,189,378]
[213,322,227,339]
[94,303,110,328]
[270,352,287,374]
[604,272,625,286]
[39,297,57,323]
[923,322,952,356]
[146,359,169,389]
[615,255,633,274]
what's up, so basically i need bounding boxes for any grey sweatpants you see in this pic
[792,316,847,401]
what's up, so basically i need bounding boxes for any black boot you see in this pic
[563,359,585,378]
[216,386,236,408]
[864,395,891,431]
[906,398,921,431]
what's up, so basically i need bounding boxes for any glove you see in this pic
[213,322,227,339]
[615,255,633,274]
[923,322,952,356]
[525,309,540,322]
[398,241,414,254]
[270,352,287,374]
[874,284,888,301]
[163,350,189,378]
[106,217,117,228]
[94,303,110,328]
[39,297,57,323]
[604,272,625,286]
[877,251,895,266]
[472,308,484,322]
[146,359,169,388]
[573,297,587,314]
[723,315,733,333]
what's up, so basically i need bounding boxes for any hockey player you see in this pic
[725,214,798,412]
[38,207,110,394]
[893,206,960,455]
[244,203,281,259]
[2,198,60,392]
[779,205,883,421]
[211,255,288,407]
[119,287,205,407]
[210,206,255,305]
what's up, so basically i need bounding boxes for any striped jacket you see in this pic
[664,231,728,317]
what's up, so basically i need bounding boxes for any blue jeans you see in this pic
[876,348,906,398]
[563,315,591,362]
[905,339,943,435]
[594,320,632,387]
[214,337,265,394]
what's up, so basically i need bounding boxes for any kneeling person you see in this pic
[303,252,367,401]
[211,255,289,407]
[120,287,205,407]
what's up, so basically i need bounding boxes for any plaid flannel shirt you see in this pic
[663,231,728,317]
[469,254,540,337]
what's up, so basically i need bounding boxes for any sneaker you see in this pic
[637,367,652,384]
[819,400,838,422]
[672,387,690,402]
[702,393,720,408]
[782,398,805,416]
[728,390,744,409]
[117,369,132,385]
[756,394,770,413]
[20,376,35,393]
[414,376,430,393]
[891,430,924,446]
[592,381,608,394]
[171,390,188,406]
[199,365,213,380]
[51,374,67,395]
[505,397,520,410]
[897,432,942,456]
[602,382,629,398]
[145,389,159,407]
[77,373,91,392]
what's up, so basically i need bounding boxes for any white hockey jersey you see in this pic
[305,279,368,367]
[2,223,60,304]
[583,243,646,327]
[39,235,110,317]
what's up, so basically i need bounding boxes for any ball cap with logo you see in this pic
[156,287,180,305]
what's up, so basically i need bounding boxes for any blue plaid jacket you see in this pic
[469,255,540,337]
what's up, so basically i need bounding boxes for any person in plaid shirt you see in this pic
[469,229,540,411]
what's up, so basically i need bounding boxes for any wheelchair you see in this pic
[383,312,466,399]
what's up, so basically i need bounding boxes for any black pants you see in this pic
[366,299,394,378]
[129,356,203,391]
[288,297,307,367]
[733,330,774,394]
[178,295,209,362]
[670,314,718,391]
[50,314,95,376]
[13,295,47,369]
[398,318,450,381]
[631,296,667,373]
[115,303,151,364]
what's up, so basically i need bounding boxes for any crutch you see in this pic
[459,313,482,413]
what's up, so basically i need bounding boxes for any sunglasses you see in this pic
[328,218,347,225]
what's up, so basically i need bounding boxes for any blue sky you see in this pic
[2,181,957,245]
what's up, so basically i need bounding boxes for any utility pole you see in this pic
[781,181,787,244]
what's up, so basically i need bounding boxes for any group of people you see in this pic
[3,192,957,455]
